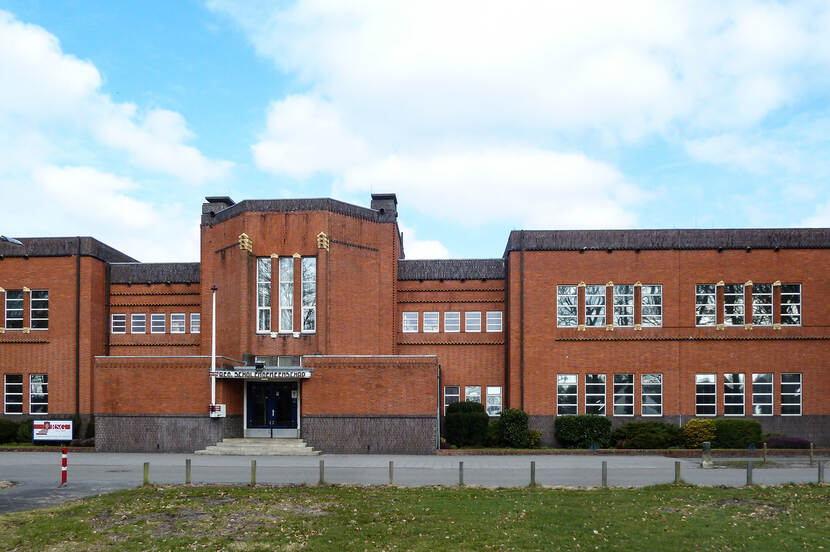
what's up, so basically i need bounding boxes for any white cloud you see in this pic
[684,134,801,174]
[801,200,830,228]
[398,223,450,260]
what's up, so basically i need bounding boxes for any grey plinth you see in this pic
[701,441,713,468]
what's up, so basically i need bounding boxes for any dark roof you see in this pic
[0,237,136,262]
[109,262,200,284]
[398,259,505,280]
[504,228,830,255]
[204,198,386,225]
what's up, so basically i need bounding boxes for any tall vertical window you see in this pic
[556,285,578,327]
[585,374,606,415]
[256,257,271,332]
[781,373,802,415]
[402,312,418,332]
[557,374,577,415]
[150,313,166,334]
[4,374,23,414]
[752,283,773,326]
[29,374,48,414]
[5,290,23,329]
[170,313,186,334]
[278,257,294,333]
[443,386,460,414]
[423,312,439,332]
[465,311,481,332]
[695,374,717,416]
[30,290,48,330]
[486,311,502,332]
[301,257,316,332]
[641,285,663,327]
[613,374,634,416]
[613,285,634,327]
[723,373,745,415]
[695,284,716,326]
[641,374,662,416]
[111,313,126,334]
[444,312,460,332]
[486,386,502,416]
[190,313,201,333]
[780,284,801,326]
[723,284,744,326]
[465,385,481,403]
[131,313,146,334]
[585,285,606,327]
[752,373,773,415]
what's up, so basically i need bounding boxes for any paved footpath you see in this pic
[0,452,825,514]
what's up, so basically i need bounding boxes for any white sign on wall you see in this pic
[32,420,73,441]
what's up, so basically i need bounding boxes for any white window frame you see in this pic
[613,374,634,416]
[486,386,502,416]
[190,313,201,334]
[641,374,662,416]
[301,257,316,333]
[695,374,717,416]
[30,289,48,330]
[465,385,481,403]
[751,373,773,416]
[444,385,460,414]
[4,289,23,330]
[780,284,801,326]
[111,313,127,334]
[723,373,745,416]
[723,283,745,326]
[131,313,146,334]
[444,312,460,333]
[402,312,418,333]
[423,312,439,333]
[150,313,166,334]
[585,285,606,327]
[752,284,773,326]
[29,374,48,415]
[641,285,663,327]
[486,311,502,332]
[781,373,802,416]
[4,374,23,414]
[256,257,271,333]
[278,257,294,333]
[613,285,634,327]
[695,284,716,327]
[557,285,578,328]
[170,313,186,334]
[585,374,606,415]
[465,311,481,332]
[557,374,578,415]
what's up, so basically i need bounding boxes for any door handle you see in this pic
[271,410,275,417]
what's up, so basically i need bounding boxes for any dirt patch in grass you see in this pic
[0,481,17,490]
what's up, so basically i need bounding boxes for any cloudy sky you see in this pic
[2,1,830,262]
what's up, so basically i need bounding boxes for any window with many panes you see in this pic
[402,312,418,332]
[190,313,200,333]
[30,290,48,329]
[444,312,460,332]
[781,373,801,415]
[752,373,773,415]
[585,285,606,327]
[613,374,634,415]
[465,385,481,403]
[556,285,578,327]
[151,313,166,334]
[613,285,634,327]
[278,257,294,332]
[695,284,716,326]
[723,284,744,326]
[695,374,716,416]
[111,313,126,334]
[752,283,773,326]
[5,290,23,329]
[256,257,271,332]
[723,373,745,415]
[444,386,460,414]
[423,312,439,332]
[585,374,606,415]
[486,386,502,416]
[465,311,481,332]
[4,375,22,414]
[557,374,577,415]
[301,257,316,332]
[781,284,801,326]
[641,285,663,327]
[170,313,185,333]
[486,311,502,332]
[641,374,662,416]
[131,313,146,334]
[29,374,47,414]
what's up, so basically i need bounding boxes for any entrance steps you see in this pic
[195,438,320,456]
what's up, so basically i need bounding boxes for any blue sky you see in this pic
[1,1,830,262]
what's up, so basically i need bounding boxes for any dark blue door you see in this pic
[247,381,298,429]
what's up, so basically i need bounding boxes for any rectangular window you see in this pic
[781,284,801,326]
[724,284,744,326]
[695,284,716,326]
[279,257,294,333]
[29,374,48,414]
[557,374,578,415]
[256,257,271,333]
[465,385,481,403]
[751,283,773,326]
[4,374,23,414]
[111,313,126,334]
[170,313,185,334]
[301,257,316,332]
[695,374,717,416]
[423,312,439,333]
[752,373,773,415]
[486,386,502,416]
[150,313,166,334]
[613,285,634,327]
[641,285,663,327]
[781,373,802,415]
[402,312,418,333]
[486,311,502,332]
[444,385,460,414]
[641,374,662,416]
[585,374,606,415]
[465,311,481,332]
[723,373,745,416]
[5,290,23,330]
[613,374,634,416]
[30,290,48,330]
[585,285,606,327]
[190,313,200,333]
[444,312,460,333]
[556,285,578,327]
[131,313,146,334]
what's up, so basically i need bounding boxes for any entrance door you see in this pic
[245,381,299,438]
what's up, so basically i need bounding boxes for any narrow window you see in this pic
[443,386,460,414]
[465,311,481,332]
[170,313,185,334]
[723,284,745,326]
[190,313,201,333]
[641,285,663,327]
[613,374,634,416]
[695,374,717,416]
[752,284,773,326]
[150,313,166,334]
[4,290,23,330]
[29,374,48,414]
[444,312,460,333]
[723,373,745,415]
[131,313,146,334]
[486,386,502,416]
[585,374,606,415]
[641,374,662,416]
[30,290,48,330]
[695,284,716,326]
[556,285,578,327]
[486,311,502,332]
[752,373,773,415]
[557,374,577,415]
[465,385,481,403]
[585,285,606,327]
[402,312,418,333]
[423,312,439,333]
[780,284,801,326]
[256,257,271,333]
[781,373,802,415]
[613,285,634,327]
[4,374,23,414]
[301,257,316,332]
[278,257,294,333]
[111,313,126,334]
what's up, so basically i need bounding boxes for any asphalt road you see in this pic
[0,452,825,514]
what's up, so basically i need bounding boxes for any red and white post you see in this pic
[60,447,67,486]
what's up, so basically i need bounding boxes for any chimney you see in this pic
[202,196,236,225]
[371,193,398,222]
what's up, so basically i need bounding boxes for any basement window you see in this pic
[781,373,802,415]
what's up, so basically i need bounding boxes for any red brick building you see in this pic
[1,193,828,452]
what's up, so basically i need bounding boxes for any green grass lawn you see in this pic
[1,484,827,551]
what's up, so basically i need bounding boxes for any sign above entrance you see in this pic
[214,368,311,380]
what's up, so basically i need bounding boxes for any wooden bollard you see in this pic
[746,461,753,486]
[319,460,325,485]
[601,461,607,488]
[762,442,767,463]
[810,442,814,466]
[250,460,257,487]
[530,461,536,487]
[143,462,150,486]
[185,459,191,485]
[674,461,681,483]
[388,461,394,485]
[818,461,824,485]
[459,461,464,486]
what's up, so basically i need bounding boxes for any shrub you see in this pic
[445,401,489,446]
[16,421,32,443]
[486,419,503,447]
[611,421,683,449]
[0,419,19,444]
[711,419,763,448]
[73,413,83,439]
[682,418,716,448]
[85,417,95,439]
[766,436,811,449]
[527,430,542,449]
[555,415,612,449]
[500,409,530,448]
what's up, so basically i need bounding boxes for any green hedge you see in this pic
[16,420,32,442]
[711,418,763,448]
[555,415,611,448]
[445,401,489,446]
[500,409,530,448]
[611,421,683,449]
[0,419,19,443]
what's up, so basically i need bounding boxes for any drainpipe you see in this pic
[437,364,442,449]
[75,237,81,418]
[519,231,525,411]
[211,284,217,407]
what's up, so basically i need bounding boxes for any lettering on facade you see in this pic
[214,370,311,380]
